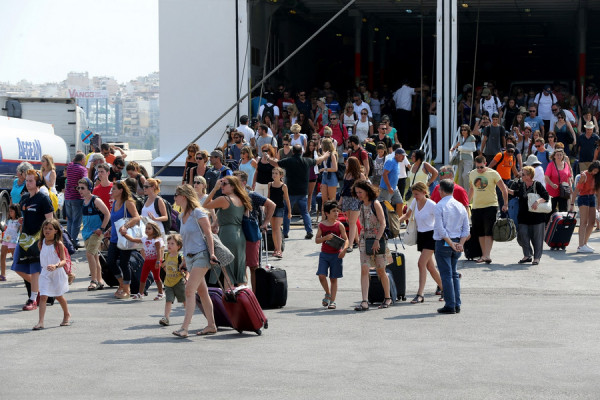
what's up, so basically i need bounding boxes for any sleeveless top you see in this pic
[82,196,103,240]
[44,170,57,194]
[217,197,244,227]
[239,160,256,187]
[269,184,284,209]
[319,221,343,254]
[141,197,165,234]
[341,178,355,197]
[110,201,128,243]
[408,163,429,187]
[359,201,380,239]
[256,159,274,184]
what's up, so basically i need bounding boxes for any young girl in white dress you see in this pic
[33,218,71,330]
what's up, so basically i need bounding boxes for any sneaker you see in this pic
[583,244,595,253]
[577,246,592,253]
[345,247,353,253]
[22,299,37,311]
[305,232,314,239]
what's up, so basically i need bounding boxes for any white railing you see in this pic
[420,127,433,162]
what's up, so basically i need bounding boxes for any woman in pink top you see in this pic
[544,148,572,213]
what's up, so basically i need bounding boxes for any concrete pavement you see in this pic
[1,224,600,399]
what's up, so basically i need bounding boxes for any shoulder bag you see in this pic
[194,212,234,266]
[404,211,417,246]
[116,203,145,250]
[554,161,572,200]
[360,202,387,255]
[242,209,261,243]
[527,182,552,214]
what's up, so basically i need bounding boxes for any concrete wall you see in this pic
[156,0,249,189]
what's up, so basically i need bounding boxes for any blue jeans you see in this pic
[435,240,461,309]
[283,195,312,236]
[65,198,83,244]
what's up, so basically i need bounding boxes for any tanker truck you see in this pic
[0,116,69,225]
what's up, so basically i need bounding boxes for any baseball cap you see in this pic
[506,143,515,151]
[318,97,326,103]
[395,148,406,156]
[481,88,491,96]
[210,150,224,160]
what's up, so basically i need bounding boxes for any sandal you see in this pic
[378,297,393,309]
[154,293,165,301]
[97,282,105,290]
[197,326,217,336]
[0,275,6,281]
[439,290,444,301]
[131,293,143,300]
[354,300,369,311]
[60,320,72,327]
[518,257,532,264]
[327,302,337,309]
[87,280,98,291]
[172,329,188,338]
[411,294,424,304]
[115,292,131,300]
[274,251,283,259]
[322,294,332,307]
[114,288,124,298]
[532,259,540,265]
[475,258,486,263]
[485,258,492,264]
[32,324,44,331]
[159,317,170,326]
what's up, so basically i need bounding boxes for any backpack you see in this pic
[262,103,275,121]
[54,243,73,275]
[480,95,501,115]
[370,200,400,239]
[154,196,175,233]
[61,226,77,255]
[131,193,144,214]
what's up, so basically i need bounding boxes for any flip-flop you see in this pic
[197,329,217,336]
[172,329,188,338]
[60,320,72,327]
[32,325,44,331]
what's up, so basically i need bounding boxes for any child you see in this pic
[1,204,21,281]
[123,221,165,300]
[315,200,348,309]
[268,167,291,258]
[159,234,187,326]
[33,219,71,330]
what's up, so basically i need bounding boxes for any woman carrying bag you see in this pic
[398,182,443,304]
[509,166,550,265]
[107,181,141,299]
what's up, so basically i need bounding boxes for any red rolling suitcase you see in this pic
[338,212,361,236]
[545,211,577,250]
[196,288,232,329]
[218,264,268,335]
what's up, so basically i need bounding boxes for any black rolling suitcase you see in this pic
[100,252,119,287]
[255,232,288,309]
[129,250,154,296]
[265,227,285,252]
[368,269,398,304]
[387,239,406,301]
[464,227,482,260]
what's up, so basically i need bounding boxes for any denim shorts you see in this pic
[10,245,42,275]
[316,252,343,278]
[184,250,210,269]
[321,172,338,187]
[577,194,596,208]
[273,208,284,218]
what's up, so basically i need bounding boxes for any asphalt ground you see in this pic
[1,221,600,399]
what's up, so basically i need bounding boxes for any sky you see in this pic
[0,0,159,84]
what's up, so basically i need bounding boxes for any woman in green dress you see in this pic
[203,175,252,286]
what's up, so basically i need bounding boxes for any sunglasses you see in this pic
[476,165,486,170]
[330,117,338,120]
[193,181,204,185]
[361,112,368,115]
[221,181,229,186]
[552,109,558,112]
[440,171,452,176]
[143,185,152,189]
[528,110,536,112]
[76,186,87,191]
[195,157,204,160]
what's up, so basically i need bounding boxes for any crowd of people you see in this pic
[4,79,600,331]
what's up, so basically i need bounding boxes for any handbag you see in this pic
[492,213,517,242]
[554,161,572,200]
[18,230,41,263]
[527,182,551,213]
[450,150,460,166]
[365,237,387,255]
[404,214,417,246]
[115,205,145,250]
[194,215,235,266]
[241,211,261,243]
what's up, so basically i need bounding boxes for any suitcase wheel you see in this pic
[401,296,406,301]
[255,329,262,336]
[236,329,243,334]
[264,321,269,329]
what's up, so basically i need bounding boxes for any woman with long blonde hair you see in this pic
[40,154,57,194]
[319,138,339,219]
[172,184,219,338]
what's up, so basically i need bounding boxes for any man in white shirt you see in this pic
[533,85,558,133]
[353,93,372,119]
[549,103,576,129]
[433,179,470,315]
[393,80,421,146]
[236,115,255,144]
[478,88,503,119]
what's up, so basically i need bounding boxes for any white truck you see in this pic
[1,96,89,160]
[0,116,69,224]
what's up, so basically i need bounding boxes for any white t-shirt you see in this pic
[480,96,502,117]
[393,85,416,111]
[236,124,255,144]
[353,102,372,118]
[534,93,558,120]
[410,198,436,232]
[258,103,280,119]
[142,236,164,259]
[354,120,372,143]
[290,134,307,152]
